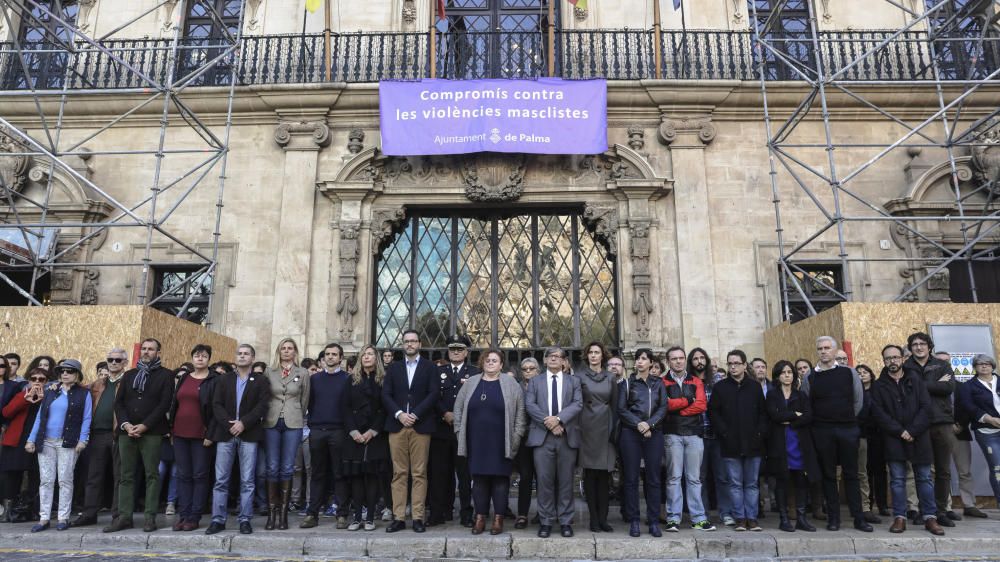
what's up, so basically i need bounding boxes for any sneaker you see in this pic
[722,515,736,527]
[165,502,176,516]
[347,520,362,531]
[336,516,349,529]
[298,503,310,517]
[746,519,762,532]
[692,520,717,531]
[664,519,680,532]
[381,508,393,522]
[734,519,747,531]
[364,521,376,531]
[323,504,338,517]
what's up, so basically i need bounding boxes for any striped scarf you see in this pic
[133,358,160,394]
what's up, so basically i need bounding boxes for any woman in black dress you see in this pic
[341,345,390,531]
[453,349,526,535]
[513,357,540,529]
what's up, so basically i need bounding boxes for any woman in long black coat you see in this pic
[764,360,819,533]
[340,345,390,531]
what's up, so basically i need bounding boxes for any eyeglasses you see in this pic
[106,357,124,363]
[58,368,77,375]
[910,342,929,348]
[29,376,47,382]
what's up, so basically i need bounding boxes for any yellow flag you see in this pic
[305,0,322,12]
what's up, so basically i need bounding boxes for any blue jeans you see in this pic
[721,456,760,520]
[704,438,733,519]
[974,431,1000,503]
[619,427,663,524]
[888,461,935,520]
[265,419,303,482]
[665,434,706,522]
[158,460,178,504]
[212,439,258,524]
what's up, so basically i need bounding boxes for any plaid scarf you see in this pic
[133,357,161,394]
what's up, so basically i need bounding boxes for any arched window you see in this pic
[179,0,243,86]
[5,0,79,89]
[437,0,557,79]
[374,209,617,366]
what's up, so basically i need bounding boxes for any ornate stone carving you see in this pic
[52,269,73,291]
[336,222,361,339]
[574,6,587,20]
[402,0,417,25]
[347,129,365,154]
[820,0,833,22]
[582,204,619,256]
[78,0,97,33]
[731,0,744,23]
[274,121,331,151]
[462,154,527,202]
[629,221,653,342]
[897,244,951,303]
[371,207,407,255]
[80,269,99,305]
[970,116,1000,188]
[161,0,180,32]
[658,117,716,147]
[0,126,29,192]
[247,0,265,31]
[627,125,645,151]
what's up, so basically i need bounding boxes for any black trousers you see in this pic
[583,468,611,527]
[82,430,120,519]
[428,436,471,521]
[620,428,662,523]
[345,473,379,522]
[308,428,348,516]
[471,474,509,516]
[867,432,889,511]
[774,469,809,515]
[812,424,863,520]
[514,444,536,517]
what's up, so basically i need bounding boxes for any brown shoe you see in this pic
[490,514,504,535]
[746,519,762,531]
[924,517,945,536]
[472,514,486,535]
[181,520,199,532]
[889,516,906,533]
[172,519,185,531]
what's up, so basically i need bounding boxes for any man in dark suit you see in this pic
[206,344,271,535]
[382,329,441,533]
[428,334,480,527]
[525,346,583,538]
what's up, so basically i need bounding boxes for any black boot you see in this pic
[278,480,291,530]
[795,507,816,532]
[779,508,795,532]
[265,481,279,530]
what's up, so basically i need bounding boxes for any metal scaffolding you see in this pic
[750,0,1000,321]
[0,0,241,324]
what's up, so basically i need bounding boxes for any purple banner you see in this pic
[379,78,607,156]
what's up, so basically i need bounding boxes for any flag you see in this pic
[568,0,588,10]
[305,0,321,12]
[438,0,447,21]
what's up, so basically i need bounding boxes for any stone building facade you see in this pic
[1,0,998,363]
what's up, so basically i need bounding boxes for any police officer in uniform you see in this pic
[427,335,481,527]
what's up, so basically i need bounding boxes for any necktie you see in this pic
[551,375,559,416]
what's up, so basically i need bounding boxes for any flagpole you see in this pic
[679,0,688,76]
[430,1,438,78]
[324,0,332,81]
[653,0,662,79]
[547,0,555,77]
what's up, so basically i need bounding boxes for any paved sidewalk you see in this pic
[0,509,998,560]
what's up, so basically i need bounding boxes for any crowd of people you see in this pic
[0,329,998,540]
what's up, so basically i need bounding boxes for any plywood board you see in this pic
[140,307,237,370]
[763,305,845,368]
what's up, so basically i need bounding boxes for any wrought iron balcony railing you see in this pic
[1,29,995,90]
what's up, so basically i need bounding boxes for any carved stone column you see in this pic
[660,117,721,353]
[270,120,330,350]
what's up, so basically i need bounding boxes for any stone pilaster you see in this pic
[659,116,721,354]
[270,120,330,350]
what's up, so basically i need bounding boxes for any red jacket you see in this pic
[661,373,707,435]
[2,390,40,447]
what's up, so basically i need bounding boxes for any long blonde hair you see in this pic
[352,344,385,386]
[272,337,300,369]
